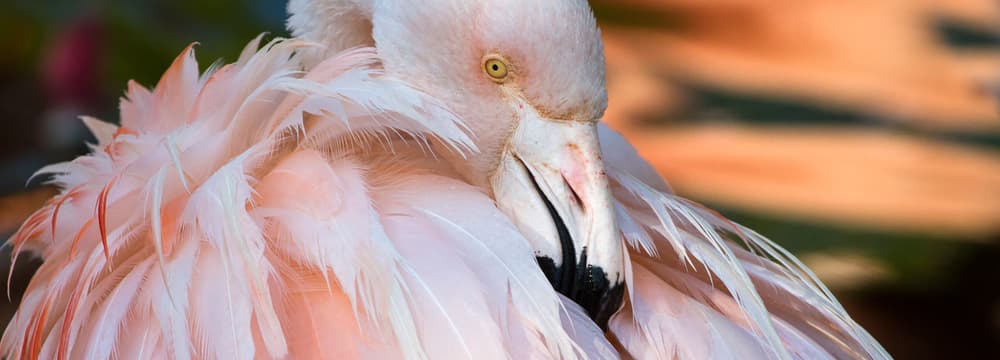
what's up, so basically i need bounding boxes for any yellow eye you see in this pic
[484,58,509,82]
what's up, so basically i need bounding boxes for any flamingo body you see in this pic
[3,1,888,359]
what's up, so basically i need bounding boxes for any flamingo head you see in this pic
[289,0,623,328]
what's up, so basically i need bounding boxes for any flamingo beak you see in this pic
[492,101,625,330]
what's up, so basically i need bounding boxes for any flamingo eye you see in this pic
[483,57,510,82]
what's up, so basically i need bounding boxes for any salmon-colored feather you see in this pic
[67,219,93,260]
[26,296,51,360]
[95,177,116,263]
[48,187,81,245]
[7,207,51,300]
[56,283,84,360]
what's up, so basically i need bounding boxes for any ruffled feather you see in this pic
[599,125,889,360]
[2,38,495,360]
[4,37,887,360]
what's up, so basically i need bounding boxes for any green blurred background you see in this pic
[0,1,998,358]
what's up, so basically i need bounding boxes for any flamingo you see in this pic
[3,0,889,359]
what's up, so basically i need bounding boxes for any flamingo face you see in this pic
[473,3,622,328]
[291,0,624,327]
[474,45,622,328]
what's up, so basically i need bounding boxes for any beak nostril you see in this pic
[562,174,585,211]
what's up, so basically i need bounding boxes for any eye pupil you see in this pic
[484,57,509,81]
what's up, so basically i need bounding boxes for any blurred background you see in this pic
[0,0,997,358]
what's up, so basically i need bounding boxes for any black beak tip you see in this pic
[537,255,625,331]
[575,264,626,331]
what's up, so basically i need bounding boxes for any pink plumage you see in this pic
[4,1,889,359]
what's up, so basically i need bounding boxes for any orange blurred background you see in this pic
[0,1,998,358]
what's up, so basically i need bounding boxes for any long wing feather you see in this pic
[600,124,889,359]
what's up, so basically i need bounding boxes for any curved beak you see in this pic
[492,102,624,329]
